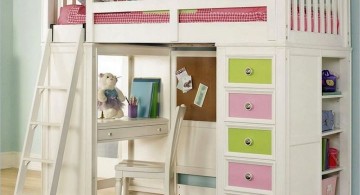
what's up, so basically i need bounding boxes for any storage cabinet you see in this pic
[217,47,351,195]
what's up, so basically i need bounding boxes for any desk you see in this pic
[96,117,169,190]
[97,117,169,143]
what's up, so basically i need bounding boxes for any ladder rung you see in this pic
[30,122,62,127]
[23,157,54,164]
[37,86,67,91]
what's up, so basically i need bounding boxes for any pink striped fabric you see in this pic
[59,5,267,25]
[179,7,267,23]
[94,11,169,24]
[290,7,339,34]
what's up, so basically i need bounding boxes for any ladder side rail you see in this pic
[14,29,53,195]
[49,28,85,195]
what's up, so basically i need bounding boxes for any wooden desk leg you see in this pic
[128,140,134,160]
[124,140,134,195]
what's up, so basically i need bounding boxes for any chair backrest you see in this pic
[165,104,186,170]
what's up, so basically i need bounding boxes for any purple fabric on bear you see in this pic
[98,89,124,111]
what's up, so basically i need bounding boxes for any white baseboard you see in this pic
[1,152,19,169]
[0,152,41,171]
[97,157,119,178]
[177,184,216,195]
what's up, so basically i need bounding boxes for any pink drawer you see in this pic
[228,93,272,120]
[228,162,272,190]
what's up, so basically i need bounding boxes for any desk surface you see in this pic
[97,117,169,142]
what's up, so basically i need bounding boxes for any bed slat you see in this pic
[313,0,319,33]
[306,0,311,32]
[319,0,325,33]
[332,0,338,34]
[326,0,331,34]
[292,0,298,31]
[299,0,305,31]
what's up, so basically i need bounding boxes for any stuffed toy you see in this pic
[97,73,126,118]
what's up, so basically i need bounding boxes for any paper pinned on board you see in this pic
[194,83,208,107]
[176,67,193,93]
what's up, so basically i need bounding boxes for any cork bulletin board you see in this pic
[176,57,216,122]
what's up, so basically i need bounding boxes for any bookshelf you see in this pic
[321,56,351,195]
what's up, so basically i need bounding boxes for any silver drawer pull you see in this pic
[108,132,112,136]
[244,102,253,111]
[244,172,253,181]
[245,67,253,76]
[157,128,162,132]
[244,138,253,146]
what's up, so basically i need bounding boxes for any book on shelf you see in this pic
[131,78,161,118]
[322,138,330,171]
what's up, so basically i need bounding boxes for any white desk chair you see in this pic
[115,104,186,195]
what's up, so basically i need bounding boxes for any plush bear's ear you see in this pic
[99,73,104,78]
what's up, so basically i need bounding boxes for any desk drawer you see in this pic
[228,58,272,84]
[228,128,272,156]
[98,124,168,142]
[228,92,273,120]
[228,162,272,191]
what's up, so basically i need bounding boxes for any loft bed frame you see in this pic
[37,0,351,194]
[44,0,350,47]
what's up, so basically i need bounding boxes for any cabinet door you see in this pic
[288,50,322,195]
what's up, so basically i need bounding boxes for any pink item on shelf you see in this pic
[322,175,337,195]
[328,148,339,168]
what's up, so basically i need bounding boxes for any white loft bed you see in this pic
[45,0,350,47]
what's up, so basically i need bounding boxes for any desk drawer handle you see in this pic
[108,132,112,136]
[244,172,254,181]
[157,128,162,132]
[244,138,253,146]
[244,102,253,111]
[245,67,253,76]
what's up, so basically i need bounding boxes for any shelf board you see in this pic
[322,167,343,175]
[322,129,343,137]
[322,92,343,99]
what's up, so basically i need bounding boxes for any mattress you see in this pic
[57,5,267,25]
[57,5,338,34]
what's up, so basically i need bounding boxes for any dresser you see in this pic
[216,46,351,195]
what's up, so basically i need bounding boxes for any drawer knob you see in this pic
[157,128,162,132]
[108,132,112,136]
[244,102,253,111]
[244,172,253,181]
[245,67,253,76]
[244,138,253,146]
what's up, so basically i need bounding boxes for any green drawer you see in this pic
[228,59,272,84]
[228,128,272,155]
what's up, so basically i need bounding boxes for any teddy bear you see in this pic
[97,73,126,118]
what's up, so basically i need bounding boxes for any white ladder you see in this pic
[14,27,84,195]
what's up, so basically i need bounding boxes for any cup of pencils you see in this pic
[128,96,138,118]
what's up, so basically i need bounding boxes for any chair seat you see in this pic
[115,160,165,173]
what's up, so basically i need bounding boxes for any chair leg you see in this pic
[123,178,129,195]
[164,178,170,195]
[115,177,123,195]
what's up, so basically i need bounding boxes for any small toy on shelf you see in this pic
[322,70,337,92]
[97,73,126,119]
